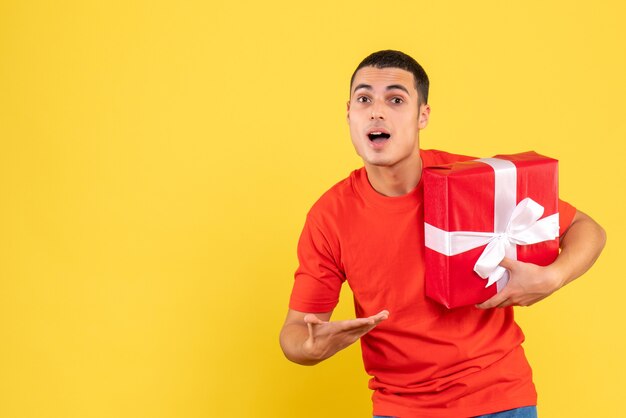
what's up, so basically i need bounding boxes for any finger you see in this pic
[497,299,513,308]
[342,317,377,329]
[476,291,509,309]
[498,257,518,270]
[370,310,390,322]
[338,316,384,332]
[306,321,314,339]
[359,310,390,326]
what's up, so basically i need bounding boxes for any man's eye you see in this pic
[357,96,370,103]
[391,97,404,104]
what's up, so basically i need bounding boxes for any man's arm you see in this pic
[477,209,606,309]
[279,309,389,366]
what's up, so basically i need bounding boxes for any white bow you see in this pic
[473,198,559,287]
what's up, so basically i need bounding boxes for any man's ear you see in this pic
[418,104,431,129]
[346,101,351,124]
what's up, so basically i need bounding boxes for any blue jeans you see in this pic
[374,405,537,418]
[474,406,537,418]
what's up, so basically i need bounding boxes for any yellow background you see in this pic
[1,1,624,417]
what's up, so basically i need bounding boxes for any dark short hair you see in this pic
[350,50,430,105]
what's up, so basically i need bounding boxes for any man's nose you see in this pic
[370,102,385,120]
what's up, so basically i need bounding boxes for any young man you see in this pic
[279,50,606,417]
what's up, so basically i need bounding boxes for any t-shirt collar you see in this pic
[354,154,425,212]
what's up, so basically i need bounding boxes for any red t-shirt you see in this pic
[289,149,577,418]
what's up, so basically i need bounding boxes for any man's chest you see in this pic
[336,207,427,312]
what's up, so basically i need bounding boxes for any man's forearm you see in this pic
[279,322,323,366]
[280,310,336,366]
[550,210,606,288]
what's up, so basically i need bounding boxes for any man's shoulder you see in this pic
[307,168,364,221]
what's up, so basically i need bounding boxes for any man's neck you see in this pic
[364,154,423,197]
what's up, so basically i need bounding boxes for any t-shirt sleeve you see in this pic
[289,214,345,313]
[558,198,577,237]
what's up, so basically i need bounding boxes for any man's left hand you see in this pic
[476,209,606,310]
[475,257,562,309]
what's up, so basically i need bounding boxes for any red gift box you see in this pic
[423,151,561,309]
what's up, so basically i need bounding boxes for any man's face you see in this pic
[347,66,430,169]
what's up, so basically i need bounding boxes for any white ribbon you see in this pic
[424,158,559,290]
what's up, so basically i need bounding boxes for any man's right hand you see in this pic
[279,309,389,366]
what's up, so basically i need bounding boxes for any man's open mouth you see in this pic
[368,131,391,142]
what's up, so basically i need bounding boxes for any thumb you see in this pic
[499,257,518,271]
[303,314,324,325]
[304,314,324,340]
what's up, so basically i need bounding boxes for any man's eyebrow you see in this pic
[352,83,372,93]
[386,84,410,94]
[352,83,411,95]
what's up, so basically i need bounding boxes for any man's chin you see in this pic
[363,158,395,168]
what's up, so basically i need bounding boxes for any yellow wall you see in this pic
[1,1,624,417]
